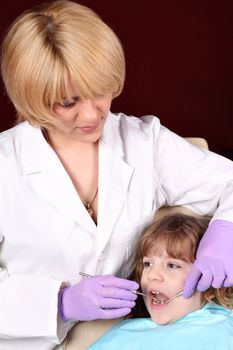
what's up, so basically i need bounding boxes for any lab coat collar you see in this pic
[96,111,134,253]
[20,113,125,172]
[19,122,97,234]
[20,122,47,175]
[96,136,134,255]
[101,111,125,158]
[19,119,134,239]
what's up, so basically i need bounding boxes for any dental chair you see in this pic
[64,137,209,350]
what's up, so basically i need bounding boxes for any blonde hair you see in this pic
[1,0,125,129]
[132,214,233,317]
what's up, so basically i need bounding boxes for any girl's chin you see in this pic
[152,318,171,325]
[149,310,177,325]
[153,313,179,325]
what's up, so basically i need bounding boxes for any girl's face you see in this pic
[141,249,204,325]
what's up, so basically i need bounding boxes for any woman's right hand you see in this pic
[58,275,139,321]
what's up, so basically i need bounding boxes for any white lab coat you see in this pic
[0,112,232,349]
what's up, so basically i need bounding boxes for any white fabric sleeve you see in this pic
[154,124,233,222]
[0,267,72,343]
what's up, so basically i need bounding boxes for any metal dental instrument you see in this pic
[153,291,183,305]
[79,272,147,297]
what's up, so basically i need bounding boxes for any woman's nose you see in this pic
[78,99,98,122]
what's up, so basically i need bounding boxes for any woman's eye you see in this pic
[60,100,76,108]
[167,263,180,269]
[60,96,80,108]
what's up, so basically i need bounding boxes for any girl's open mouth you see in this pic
[151,290,169,305]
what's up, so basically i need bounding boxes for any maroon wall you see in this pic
[1,0,233,156]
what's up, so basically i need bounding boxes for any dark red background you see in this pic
[1,0,233,156]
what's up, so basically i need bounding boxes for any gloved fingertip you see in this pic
[131,281,139,290]
[182,289,194,299]
[131,292,138,300]
[196,285,209,292]
[223,279,233,287]
[122,308,131,316]
[212,282,222,289]
[131,301,136,308]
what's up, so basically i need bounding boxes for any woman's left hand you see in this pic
[183,220,233,298]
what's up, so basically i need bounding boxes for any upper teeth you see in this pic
[151,290,159,295]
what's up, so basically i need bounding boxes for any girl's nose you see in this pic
[78,99,98,122]
[147,267,164,282]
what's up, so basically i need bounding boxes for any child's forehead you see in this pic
[147,239,167,252]
[146,247,171,258]
[145,244,193,264]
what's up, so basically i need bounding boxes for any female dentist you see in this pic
[0,1,233,349]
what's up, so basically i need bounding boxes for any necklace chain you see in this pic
[84,186,98,219]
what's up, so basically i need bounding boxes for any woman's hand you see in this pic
[59,275,139,321]
[183,220,233,298]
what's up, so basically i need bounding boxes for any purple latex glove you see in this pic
[183,220,233,298]
[58,274,139,321]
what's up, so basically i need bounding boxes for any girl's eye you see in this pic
[142,261,152,268]
[167,263,181,269]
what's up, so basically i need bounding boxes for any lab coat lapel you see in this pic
[96,134,134,256]
[20,122,97,235]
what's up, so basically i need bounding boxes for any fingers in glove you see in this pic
[100,307,132,320]
[95,275,139,291]
[98,286,137,301]
[99,297,136,309]
[223,273,233,287]
[183,265,202,298]
[210,264,226,288]
[196,264,213,292]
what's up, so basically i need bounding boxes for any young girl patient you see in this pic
[87,214,233,349]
